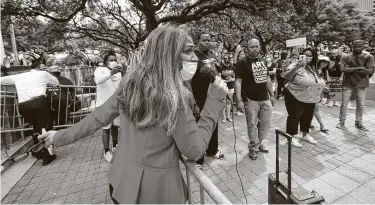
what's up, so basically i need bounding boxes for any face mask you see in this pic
[180,61,197,81]
[108,61,117,69]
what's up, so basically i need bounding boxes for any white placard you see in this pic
[286,37,307,47]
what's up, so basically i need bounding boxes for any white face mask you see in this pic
[180,61,197,81]
[108,61,117,69]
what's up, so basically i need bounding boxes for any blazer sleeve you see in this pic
[53,91,120,147]
[172,96,225,161]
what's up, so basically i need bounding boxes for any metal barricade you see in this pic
[180,155,232,204]
[1,85,231,205]
[0,85,97,134]
[46,85,97,129]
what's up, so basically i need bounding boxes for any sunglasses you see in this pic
[6,140,46,163]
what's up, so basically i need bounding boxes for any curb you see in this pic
[1,137,34,173]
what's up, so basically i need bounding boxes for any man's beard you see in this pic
[353,50,362,55]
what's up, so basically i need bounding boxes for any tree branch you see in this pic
[3,0,88,23]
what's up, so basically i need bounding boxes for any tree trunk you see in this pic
[145,9,158,33]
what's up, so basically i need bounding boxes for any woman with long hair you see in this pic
[282,48,325,148]
[311,56,330,133]
[37,25,228,204]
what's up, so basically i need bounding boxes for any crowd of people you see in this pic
[1,24,374,203]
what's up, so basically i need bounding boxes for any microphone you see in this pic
[200,63,219,83]
[200,63,233,102]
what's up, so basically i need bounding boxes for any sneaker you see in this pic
[249,150,258,160]
[302,134,317,144]
[333,101,340,107]
[196,164,202,169]
[222,118,227,123]
[104,151,113,163]
[236,111,244,116]
[291,138,303,148]
[336,121,345,129]
[355,123,369,131]
[227,118,233,122]
[326,101,333,107]
[112,145,117,153]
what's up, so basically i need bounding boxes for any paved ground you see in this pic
[2,99,375,204]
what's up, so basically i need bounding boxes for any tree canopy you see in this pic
[1,0,375,54]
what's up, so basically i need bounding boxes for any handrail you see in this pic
[58,85,96,88]
[180,155,232,204]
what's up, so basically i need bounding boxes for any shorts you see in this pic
[103,117,120,129]
[228,88,234,94]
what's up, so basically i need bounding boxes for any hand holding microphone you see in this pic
[200,62,229,101]
[208,76,228,101]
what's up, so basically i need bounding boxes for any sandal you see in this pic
[209,150,224,159]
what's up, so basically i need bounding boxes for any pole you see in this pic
[10,16,19,65]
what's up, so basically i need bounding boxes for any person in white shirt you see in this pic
[0,61,59,165]
[94,51,123,163]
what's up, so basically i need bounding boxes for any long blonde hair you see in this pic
[117,25,189,136]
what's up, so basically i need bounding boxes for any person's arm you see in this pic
[267,76,275,105]
[94,67,111,85]
[356,55,375,75]
[234,61,244,108]
[325,69,331,82]
[173,96,225,161]
[269,63,277,75]
[51,91,120,146]
[235,78,242,103]
[267,76,274,96]
[44,72,59,86]
[0,75,15,85]
[340,65,366,72]
[283,62,302,81]
[339,55,365,73]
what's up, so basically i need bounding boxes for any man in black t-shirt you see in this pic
[336,40,375,131]
[188,33,224,167]
[235,38,275,160]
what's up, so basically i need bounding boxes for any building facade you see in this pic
[354,0,375,12]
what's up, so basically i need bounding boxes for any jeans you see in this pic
[244,98,272,151]
[339,87,366,123]
[284,89,315,135]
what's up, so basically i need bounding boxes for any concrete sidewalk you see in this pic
[2,100,375,204]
